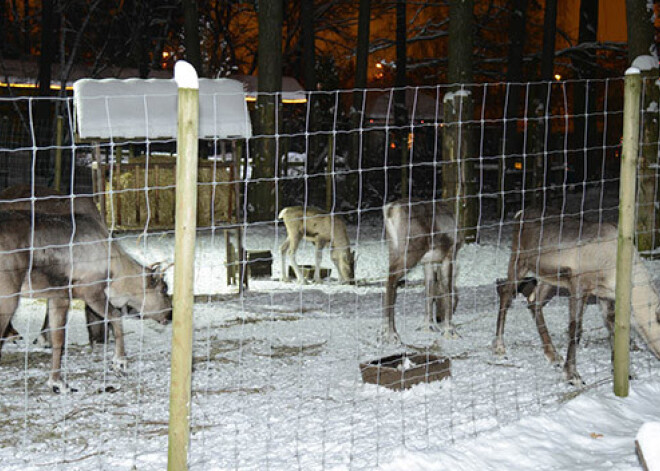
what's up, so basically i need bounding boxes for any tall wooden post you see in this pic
[614,69,641,397]
[168,60,199,471]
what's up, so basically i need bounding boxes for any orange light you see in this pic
[376,63,383,69]
[514,162,523,170]
[554,74,561,81]
[0,82,73,91]
[390,142,396,149]
[162,51,170,58]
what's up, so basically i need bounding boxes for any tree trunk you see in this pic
[540,0,557,82]
[445,0,476,242]
[301,0,316,92]
[395,0,408,199]
[529,0,557,207]
[251,0,283,221]
[301,0,322,206]
[36,0,56,176]
[349,0,371,210]
[183,0,203,76]
[627,0,659,252]
[37,0,54,100]
[572,0,598,183]
[504,0,528,164]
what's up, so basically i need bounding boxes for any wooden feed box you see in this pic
[101,156,235,230]
[247,250,273,278]
[288,265,331,281]
[360,353,451,390]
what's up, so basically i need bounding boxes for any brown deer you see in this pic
[0,185,111,346]
[382,199,463,342]
[494,208,660,385]
[279,206,355,284]
[0,211,172,393]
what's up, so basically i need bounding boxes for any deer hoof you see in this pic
[48,378,77,394]
[492,338,507,356]
[443,327,459,340]
[545,351,563,367]
[380,329,401,344]
[34,334,52,349]
[112,356,128,374]
[563,369,585,387]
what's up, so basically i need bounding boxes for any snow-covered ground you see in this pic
[0,198,658,470]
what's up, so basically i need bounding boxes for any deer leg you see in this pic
[107,308,126,373]
[313,241,325,283]
[438,259,458,339]
[0,296,19,360]
[3,322,22,343]
[46,298,76,394]
[493,256,527,355]
[85,305,109,348]
[288,233,306,284]
[280,238,290,282]
[84,291,127,373]
[34,306,52,347]
[382,271,402,343]
[564,292,586,386]
[422,263,439,332]
[527,283,561,365]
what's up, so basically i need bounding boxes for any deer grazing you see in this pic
[382,199,463,342]
[0,185,111,347]
[279,206,355,284]
[494,208,660,385]
[0,211,172,393]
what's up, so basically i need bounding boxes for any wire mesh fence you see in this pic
[0,76,659,469]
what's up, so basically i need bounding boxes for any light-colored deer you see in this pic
[279,206,355,284]
[382,199,463,342]
[494,208,660,385]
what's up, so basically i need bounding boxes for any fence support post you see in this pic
[167,61,199,470]
[614,68,641,397]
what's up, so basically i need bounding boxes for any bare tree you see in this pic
[444,0,476,242]
[394,0,408,199]
[503,0,528,162]
[251,0,283,221]
[348,0,370,210]
[183,0,203,76]
[571,0,598,183]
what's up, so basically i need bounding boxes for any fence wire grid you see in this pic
[0,77,659,470]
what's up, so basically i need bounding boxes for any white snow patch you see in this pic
[383,381,660,471]
[637,422,660,470]
[631,55,658,72]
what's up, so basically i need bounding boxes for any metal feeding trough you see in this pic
[247,250,273,278]
[288,265,331,281]
[360,353,451,390]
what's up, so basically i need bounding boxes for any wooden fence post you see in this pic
[614,68,641,397]
[167,60,199,471]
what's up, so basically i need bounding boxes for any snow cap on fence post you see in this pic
[174,60,199,90]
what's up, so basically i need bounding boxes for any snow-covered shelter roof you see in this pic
[365,89,444,123]
[229,75,307,104]
[73,77,252,140]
